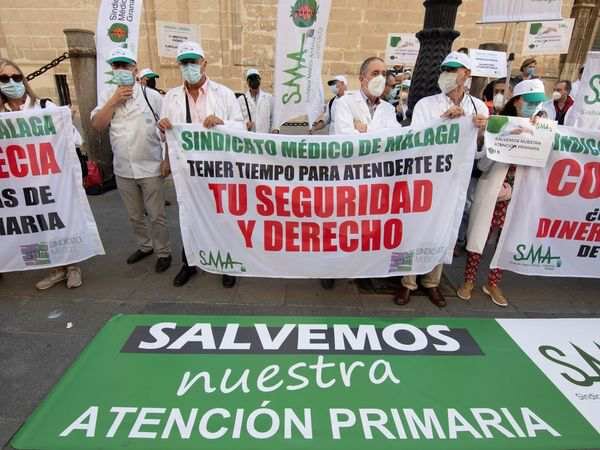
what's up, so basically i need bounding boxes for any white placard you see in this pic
[566,51,600,130]
[485,116,556,167]
[156,21,200,58]
[384,33,420,66]
[481,0,563,23]
[522,18,574,55]
[469,48,507,78]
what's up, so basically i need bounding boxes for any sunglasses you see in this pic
[0,74,24,83]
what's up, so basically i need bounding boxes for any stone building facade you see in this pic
[0,0,597,105]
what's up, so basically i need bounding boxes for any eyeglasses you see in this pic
[0,74,24,83]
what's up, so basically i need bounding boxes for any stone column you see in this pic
[560,0,600,81]
[63,28,113,181]
[405,0,462,122]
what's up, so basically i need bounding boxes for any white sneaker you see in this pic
[36,268,67,290]
[66,266,82,289]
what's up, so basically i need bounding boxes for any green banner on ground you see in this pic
[11,315,600,449]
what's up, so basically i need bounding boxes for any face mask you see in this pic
[386,86,400,103]
[367,75,386,97]
[552,91,562,101]
[464,77,472,92]
[438,71,458,94]
[0,80,26,99]
[521,100,540,118]
[493,92,505,110]
[248,76,260,90]
[329,84,339,95]
[112,69,135,86]
[181,63,202,84]
[526,67,536,77]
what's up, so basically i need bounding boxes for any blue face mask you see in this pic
[526,67,536,77]
[521,101,540,118]
[0,80,26,99]
[181,63,202,84]
[386,86,400,103]
[112,69,135,86]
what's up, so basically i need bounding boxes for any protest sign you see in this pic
[11,314,600,449]
[273,0,332,128]
[567,52,600,130]
[480,0,562,23]
[522,19,575,56]
[469,49,507,78]
[96,0,144,97]
[491,125,600,277]
[485,115,556,167]
[165,117,478,278]
[384,33,420,66]
[156,21,199,58]
[0,107,105,272]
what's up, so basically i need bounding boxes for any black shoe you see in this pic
[320,279,335,290]
[222,275,236,288]
[155,255,172,273]
[127,249,153,264]
[173,265,197,287]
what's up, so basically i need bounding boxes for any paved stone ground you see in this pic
[1,178,599,449]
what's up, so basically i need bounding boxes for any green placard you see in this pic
[11,315,600,449]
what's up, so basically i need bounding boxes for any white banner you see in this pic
[480,0,562,23]
[491,126,600,277]
[469,49,507,78]
[384,33,420,66]
[567,52,600,130]
[96,0,144,97]
[485,115,556,167]
[166,117,478,278]
[0,108,105,272]
[522,19,574,55]
[156,21,199,58]
[273,0,332,129]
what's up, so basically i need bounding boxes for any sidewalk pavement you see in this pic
[1,179,598,449]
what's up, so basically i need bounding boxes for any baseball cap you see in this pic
[246,68,260,78]
[139,68,159,79]
[441,51,472,71]
[176,41,204,62]
[513,79,547,103]
[107,47,136,65]
[327,75,348,86]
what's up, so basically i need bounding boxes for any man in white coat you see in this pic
[395,51,488,308]
[158,41,245,288]
[312,75,348,134]
[321,57,400,290]
[238,68,276,134]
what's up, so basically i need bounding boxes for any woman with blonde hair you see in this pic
[0,58,84,290]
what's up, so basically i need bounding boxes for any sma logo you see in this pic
[539,343,600,387]
[199,250,246,273]
[513,244,561,267]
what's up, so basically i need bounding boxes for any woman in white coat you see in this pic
[457,79,547,307]
[0,58,83,290]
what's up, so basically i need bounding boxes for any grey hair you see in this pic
[359,57,385,76]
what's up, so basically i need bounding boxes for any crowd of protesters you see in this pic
[0,40,581,308]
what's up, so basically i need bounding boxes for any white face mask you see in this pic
[367,75,386,97]
[552,91,562,101]
[438,71,458,94]
[493,92,505,110]
[329,84,339,95]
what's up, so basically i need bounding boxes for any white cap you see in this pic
[176,41,204,62]
[441,51,472,71]
[327,75,348,86]
[246,68,260,78]
[106,47,136,65]
[139,68,159,79]
[513,79,547,103]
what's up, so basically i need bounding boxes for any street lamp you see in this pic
[406,0,462,122]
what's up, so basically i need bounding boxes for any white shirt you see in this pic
[238,89,274,133]
[161,80,244,129]
[410,92,488,129]
[92,84,163,179]
[334,90,400,135]
[321,95,342,134]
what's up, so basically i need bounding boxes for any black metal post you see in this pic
[405,0,462,123]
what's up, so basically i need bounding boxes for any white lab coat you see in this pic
[411,92,488,129]
[238,90,274,133]
[541,96,575,124]
[160,80,244,129]
[322,95,341,134]
[334,91,400,134]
